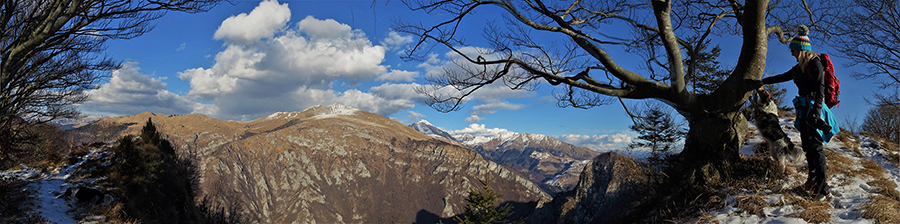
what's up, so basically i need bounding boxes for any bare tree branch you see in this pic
[0,0,228,161]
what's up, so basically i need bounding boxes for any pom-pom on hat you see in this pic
[789,25,812,51]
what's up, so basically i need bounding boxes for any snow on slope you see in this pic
[448,123,562,149]
[712,116,899,223]
[264,104,361,120]
[409,120,456,140]
[311,104,360,119]
[0,148,112,223]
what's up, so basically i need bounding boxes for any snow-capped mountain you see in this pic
[407,120,456,141]
[59,104,548,223]
[8,104,900,223]
[409,122,599,195]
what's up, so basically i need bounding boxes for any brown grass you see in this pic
[686,210,719,224]
[782,193,832,223]
[868,178,900,201]
[825,149,856,178]
[885,152,900,168]
[735,193,766,217]
[798,204,831,223]
[862,195,900,224]
[871,136,900,168]
[739,154,789,183]
[861,159,887,179]
[835,129,860,152]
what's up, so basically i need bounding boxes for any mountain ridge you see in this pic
[408,120,599,195]
[69,104,549,223]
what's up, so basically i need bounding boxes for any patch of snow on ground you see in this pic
[265,111,300,120]
[857,136,900,195]
[312,104,359,119]
[530,151,551,160]
[0,148,112,223]
[1,165,77,224]
[711,116,900,223]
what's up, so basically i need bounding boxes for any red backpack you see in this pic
[815,53,841,109]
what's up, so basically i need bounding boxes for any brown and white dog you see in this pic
[748,87,804,169]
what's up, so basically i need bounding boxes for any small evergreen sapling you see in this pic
[451,174,523,224]
[628,107,686,158]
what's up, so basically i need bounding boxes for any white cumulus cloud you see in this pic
[214,0,290,43]
[471,102,525,115]
[465,115,484,123]
[553,133,634,152]
[448,123,517,138]
[381,30,413,51]
[379,69,419,81]
[180,9,397,120]
[296,15,352,40]
[80,62,195,115]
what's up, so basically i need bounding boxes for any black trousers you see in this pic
[798,106,828,194]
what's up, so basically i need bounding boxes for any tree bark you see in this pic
[679,107,747,186]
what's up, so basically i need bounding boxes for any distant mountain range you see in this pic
[408,120,599,195]
[69,104,549,223]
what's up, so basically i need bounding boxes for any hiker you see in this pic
[759,25,839,201]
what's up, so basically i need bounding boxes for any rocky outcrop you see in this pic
[71,105,550,223]
[469,133,599,195]
[408,121,600,195]
[530,152,650,224]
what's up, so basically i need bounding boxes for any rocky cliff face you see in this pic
[408,121,599,195]
[459,131,599,195]
[530,152,650,224]
[72,105,549,223]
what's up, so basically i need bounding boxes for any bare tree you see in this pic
[0,0,227,161]
[861,91,900,142]
[830,0,900,88]
[395,0,843,185]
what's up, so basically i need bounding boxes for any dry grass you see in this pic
[781,193,831,223]
[94,203,141,224]
[862,195,900,224]
[835,129,860,152]
[825,149,856,178]
[885,152,900,168]
[686,210,719,224]
[797,203,831,223]
[868,178,900,201]
[735,193,766,217]
[737,154,789,185]
[861,159,886,179]
[869,136,900,168]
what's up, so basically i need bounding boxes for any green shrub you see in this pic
[452,174,523,224]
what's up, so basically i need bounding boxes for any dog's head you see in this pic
[749,87,779,117]
[757,87,772,103]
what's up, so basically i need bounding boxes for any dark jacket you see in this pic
[761,56,826,106]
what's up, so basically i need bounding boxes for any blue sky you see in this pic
[79,0,880,152]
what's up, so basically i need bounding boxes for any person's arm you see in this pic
[761,66,796,84]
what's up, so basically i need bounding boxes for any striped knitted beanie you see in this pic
[789,25,812,51]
